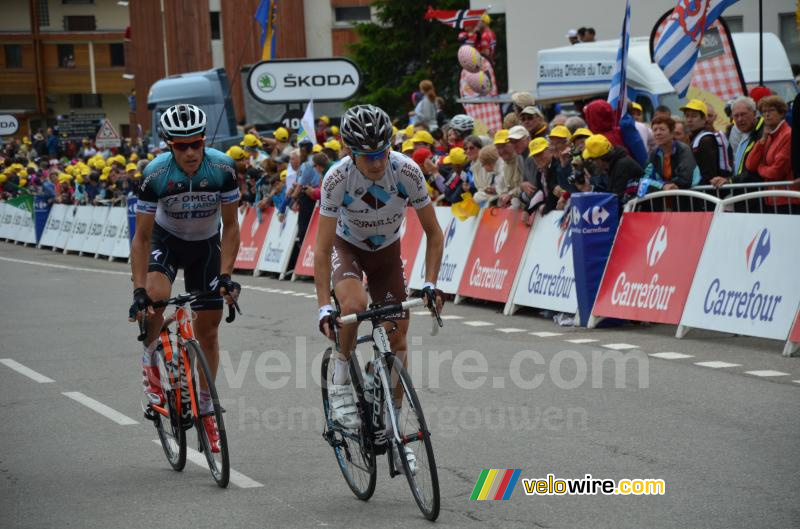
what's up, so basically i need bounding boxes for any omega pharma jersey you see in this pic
[320,151,431,251]
[136,148,240,241]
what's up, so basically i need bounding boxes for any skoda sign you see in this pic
[0,114,19,136]
[247,58,362,103]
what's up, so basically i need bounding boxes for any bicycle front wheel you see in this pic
[154,348,186,471]
[320,347,376,501]
[386,355,440,521]
[185,339,230,488]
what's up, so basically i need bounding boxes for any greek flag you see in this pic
[654,0,740,98]
[607,0,631,122]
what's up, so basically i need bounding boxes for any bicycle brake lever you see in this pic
[137,310,147,341]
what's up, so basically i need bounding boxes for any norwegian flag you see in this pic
[424,6,486,29]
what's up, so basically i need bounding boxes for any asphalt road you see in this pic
[1,242,798,529]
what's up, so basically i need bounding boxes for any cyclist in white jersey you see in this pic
[315,105,445,469]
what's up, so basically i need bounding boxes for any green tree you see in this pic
[347,1,506,123]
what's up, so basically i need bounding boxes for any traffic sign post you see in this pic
[95,118,122,148]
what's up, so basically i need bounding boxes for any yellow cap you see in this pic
[493,129,510,145]
[129,153,138,162]
[680,98,708,116]
[19,177,27,187]
[134,172,141,178]
[481,13,491,24]
[548,125,571,140]
[312,144,323,153]
[226,145,247,160]
[401,139,414,153]
[582,134,613,159]
[630,101,643,113]
[404,124,414,136]
[102,166,111,175]
[99,173,109,181]
[0,174,6,183]
[115,155,126,165]
[76,175,84,185]
[241,133,262,148]
[571,127,592,140]
[147,153,154,160]
[17,169,26,178]
[274,127,289,141]
[443,147,468,165]
[94,159,106,170]
[22,136,31,144]
[125,163,137,172]
[412,130,434,145]
[323,139,341,152]
[331,125,339,135]
[280,169,287,181]
[319,115,330,125]
[528,137,550,157]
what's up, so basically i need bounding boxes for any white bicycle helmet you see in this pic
[449,114,475,134]
[159,104,207,139]
[340,104,393,152]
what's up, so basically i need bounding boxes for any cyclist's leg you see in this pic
[331,237,367,363]
[145,224,178,345]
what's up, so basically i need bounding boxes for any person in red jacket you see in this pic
[745,95,798,213]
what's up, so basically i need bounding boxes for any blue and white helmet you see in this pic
[159,103,207,139]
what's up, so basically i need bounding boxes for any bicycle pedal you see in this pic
[142,406,159,422]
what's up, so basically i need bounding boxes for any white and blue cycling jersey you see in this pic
[320,150,431,251]
[136,148,240,241]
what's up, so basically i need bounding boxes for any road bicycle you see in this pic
[321,296,443,520]
[137,291,240,488]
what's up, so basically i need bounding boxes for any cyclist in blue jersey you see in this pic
[128,103,241,452]
[315,105,445,469]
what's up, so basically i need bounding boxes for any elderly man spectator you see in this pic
[564,116,587,134]
[519,106,549,140]
[682,99,731,186]
[473,144,503,206]
[493,129,524,208]
[745,95,797,213]
[581,134,643,210]
[523,138,562,224]
[714,96,764,188]
[511,91,536,118]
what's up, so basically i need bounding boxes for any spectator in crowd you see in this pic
[502,112,520,130]
[511,91,536,119]
[270,127,294,158]
[549,126,575,191]
[448,114,476,149]
[583,99,625,148]
[642,116,698,203]
[629,102,655,154]
[519,106,549,140]
[584,27,596,42]
[401,139,415,156]
[411,80,438,131]
[566,29,579,45]
[523,137,561,225]
[564,116,587,134]
[412,129,436,152]
[438,147,473,204]
[46,128,60,157]
[672,116,688,144]
[745,95,796,213]
[577,27,587,41]
[581,134,643,210]
[682,99,731,187]
[473,144,503,206]
[493,129,523,208]
[464,135,484,183]
[475,14,497,63]
[653,105,672,121]
[315,115,330,145]
[549,114,568,129]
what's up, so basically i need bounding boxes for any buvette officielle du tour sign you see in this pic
[247,58,362,103]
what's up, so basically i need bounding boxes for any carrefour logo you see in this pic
[494,219,509,254]
[557,225,572,259]
[646,225,668,267]
[745,228,770,273]
[445,218,457,248]
[583,206,609,226]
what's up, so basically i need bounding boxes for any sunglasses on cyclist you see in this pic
[169,138,205,151]
[351,146,389,161]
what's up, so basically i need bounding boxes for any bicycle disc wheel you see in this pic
[185,340,230,488]
[154,349,186,471]
[386,355,440,521]
[320,347,376,501]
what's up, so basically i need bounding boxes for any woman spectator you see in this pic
[473,144,503,206]
[646,115,698,191]
[464,135,484,186]
[745,95,797,213]
[410,80,438,131]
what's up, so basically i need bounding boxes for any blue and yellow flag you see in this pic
[255,0,278,61]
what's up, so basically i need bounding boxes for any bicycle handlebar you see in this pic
[338,296,444,331]
[136,290,242,341]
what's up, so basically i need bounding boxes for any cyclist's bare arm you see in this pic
[219,201,241,303]
[131,211,155,292]
[314,214,337,311]
[416,203,444,288]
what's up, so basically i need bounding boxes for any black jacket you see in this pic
[732,117,765,184]
[601,147,643,203]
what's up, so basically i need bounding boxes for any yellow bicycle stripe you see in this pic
[477,469,498,500]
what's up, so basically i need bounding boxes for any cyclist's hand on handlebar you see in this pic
[421,283,445,315]
[319,305,337,340]
[128,287,154,321]
[218,274,241,305]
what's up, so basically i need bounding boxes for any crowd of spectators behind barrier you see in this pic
[2,83,799,267]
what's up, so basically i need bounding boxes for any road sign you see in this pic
[95,118,121,148]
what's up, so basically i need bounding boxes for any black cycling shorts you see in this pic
[148,223,223,311]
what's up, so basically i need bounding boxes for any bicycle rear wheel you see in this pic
[185,339,230,488]
[152,343,186,471]
[385,355,440,521]
[321,347,376,501]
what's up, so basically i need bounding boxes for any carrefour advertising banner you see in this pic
[511,210,578,314]
[592,212,713,324]
[569,193,620,326]
[680,214,800,340]
[409,207,478,294]
[457,208,530,303]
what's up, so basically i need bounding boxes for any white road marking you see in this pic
[279,290,295,295]
[497,328,527,333]
[649,352,694,360]
[0,358,55,383]
[440,315,464,320]
[292,292,307,296]
[62,392,138,425]
[152,440,264,488]
[412,311,429,315]
[530,331,562,338]
[602,343,640,350]
[304,294,317,299]
[794,380,800,384]
[463,321,493,327]
[694,361,741,369]
[564,338,598,344]
[0,256,129,276]
[744,370,790,377]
